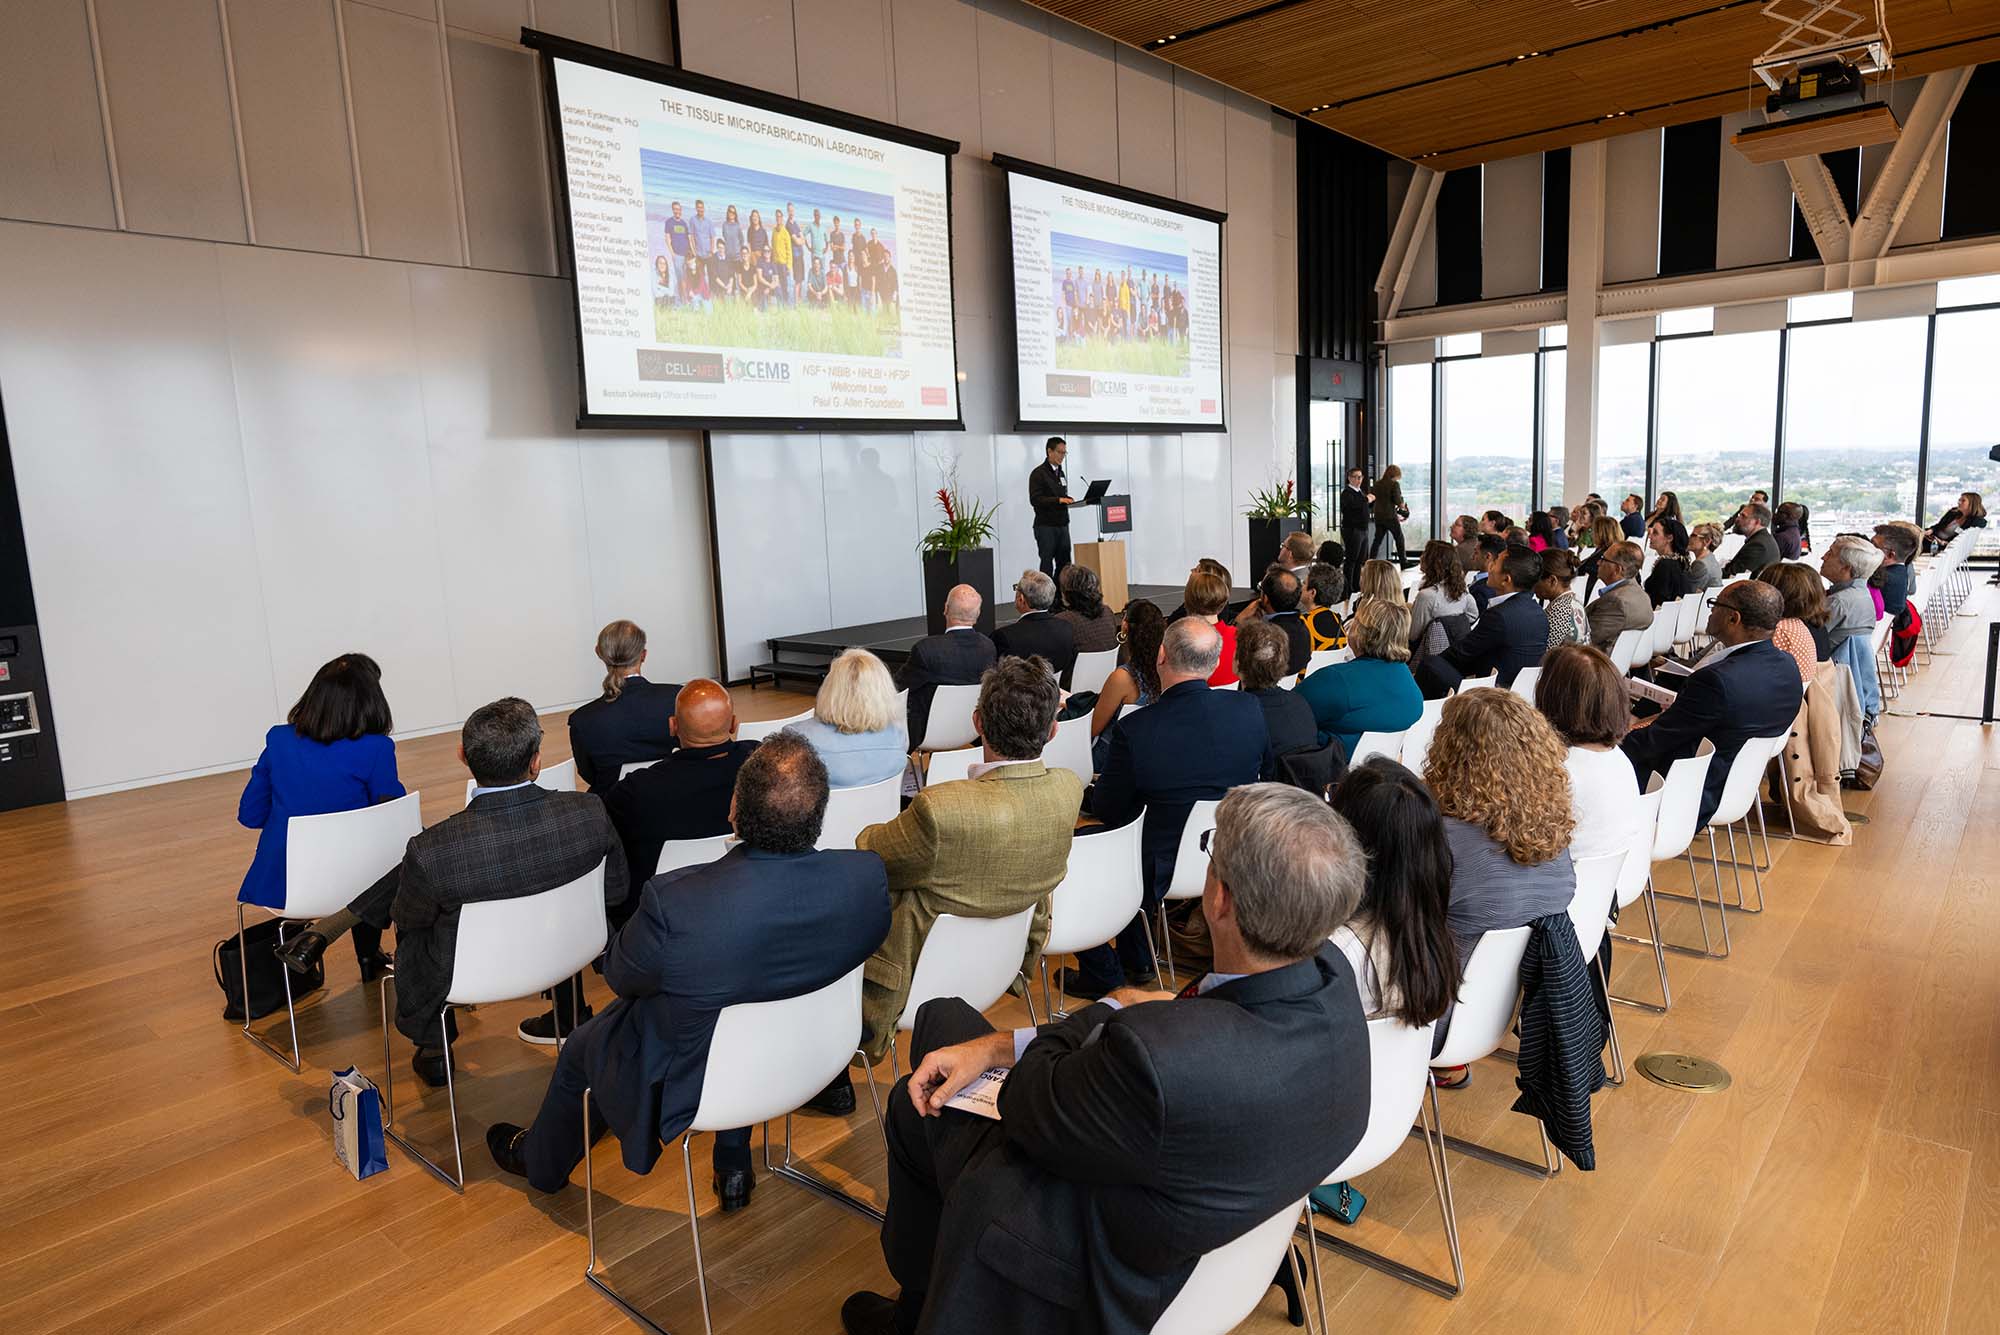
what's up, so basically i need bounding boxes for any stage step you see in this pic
[747,660,831,690]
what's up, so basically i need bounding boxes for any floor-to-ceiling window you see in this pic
[1926,305,2000,524]
[1442,353,1535,527]
[1594,342,1650,517]
[1656,329,1780,529]
[1539,346,1566,508]
[1784,316,1928,537]
[1387,361,1435,550]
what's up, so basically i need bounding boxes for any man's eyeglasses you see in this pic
[1199,828,1216,853]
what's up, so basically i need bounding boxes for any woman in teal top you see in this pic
[1297,600,1424,759]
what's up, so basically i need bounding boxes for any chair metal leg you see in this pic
[682,1135,715,1335]
[1308,1081,1464,1301]
[1039,955,1054,1024]
[1018,974,1039,1026]
[1596,956,1625,1087]
[1157,904,1177,989]
[380,993,466,1191]
[762,1051,888,1223]
[581,1086,686,1335]
[1648,846,1729,959]
[1611,883,1673,1013]
[1426,1098,1561,1179]
[237,905,302,1072]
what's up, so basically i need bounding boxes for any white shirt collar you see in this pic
[1696,638,1758,670]
[470,779,535,799]
[967,758,1037,781]
[1486,590,1517,606]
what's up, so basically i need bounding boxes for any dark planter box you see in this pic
[1246,517,1308,577]
[922,547,997,635]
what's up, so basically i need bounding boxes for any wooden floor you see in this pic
[3,606,1997,1335]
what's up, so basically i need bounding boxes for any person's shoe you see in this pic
[517,1005,592,1046]
[839,1291,902,1335]
[1272,1247,1308,1327]
[713,1167,754,1213]
[487,1122,529,1178]
[1052,967,1121,1002]
[273,930,330,976]
[1431,1064,1471,1090]
[356,951,395,985]
[413,1045,449,1088]
[804,1073,856,1116]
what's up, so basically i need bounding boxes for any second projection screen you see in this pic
[1003,161,1224,430]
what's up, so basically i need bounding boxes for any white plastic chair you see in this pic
[1157,799,1221,987]
[1645,603,1678,662]
[1607,777,1671,1013]
[584,964,886,1334]
[1673,592,1703,647]
[918,684,981,751]
[1701,731,1790,921]
[1457,672,1498,693]
[656,834,733,877]
[1304,648,1345,677]
[618,759,662,781]
[1039,815,1148,1018]
[1045,713,1095,788]
[239,791,423,1071]
[923,744,982,787]
[1430,927,1559,1177]
[739,710,813,743]
[1508,665,1542,705]
[1348,730,1407,766]
[381,859,608,1191]
[1151,1201,1313,1335]
[1567,850,1630,1086]
[1627,739,1723,958]
[1399,698,1447,772]
[894,906,1040,1073]
[1606,627,1646,675]
[818,774,903,851]
[1069,647,1119,696]
[462,757,577,806]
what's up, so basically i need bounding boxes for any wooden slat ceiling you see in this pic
[1027,0,2000,168]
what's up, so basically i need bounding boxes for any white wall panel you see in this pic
[1482,153,1542,297]
[576,431,717,686]
[1404,216,1438,309]
[708,435,832,678]
[1716,112,1794,270]
[1115,47,1175,197]
[448,35,556,274]
[795,0,897,123]
[952,157,1001,320]
[977,0,1054,164]
[1224,97,1274,350]
[1176,76,1228,212]
[1179,430,1231,581]
[0,225,277,789]
[890,0,981,154]
[443,0,527,41]
[1124,437,1185,584]
[822,435,925,627]
[676,0,798,95]
[1603,127,1662,284]
[535,0,617,49]
[1050,27,1119,182]
[0,0,117,229]
[343,1,464,265]
[227,0,364,256]
[615,0,675,63]
[1273,117,1297,241]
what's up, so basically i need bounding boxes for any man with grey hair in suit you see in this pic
[993,569,1077,685]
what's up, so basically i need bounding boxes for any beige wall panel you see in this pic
[225,0,362,255]
[890,0,981,153]
[1481,152,1542,297]
[977,0,1055,164]
[1716,111,1795,269]
[616,0,674,63]
[676,0,798,95]
[1050,25,1119,181]
[443,0,526,41]
[448,35,555,274]
[0,0,117,229]
[795,0,896,122]
[343,1,463,264]
[1602,126,1661,283]
[1115,46,1175,197]
[1176,74,1227,212]
[1272,114,1296,240]
[1224,95,1272,350]
[535,0,616,48]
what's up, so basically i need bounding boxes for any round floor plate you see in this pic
[1635,1052,1732,1092]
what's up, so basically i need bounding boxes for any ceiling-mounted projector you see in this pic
[1766,58,1868,119]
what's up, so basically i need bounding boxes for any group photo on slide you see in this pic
[641,148,904,358]
[1048,230,1191,378]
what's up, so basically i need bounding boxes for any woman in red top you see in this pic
[1183,566,1239,686]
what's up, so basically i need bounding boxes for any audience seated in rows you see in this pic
[1926,490,1984,552]
[1619,493,1646,539]
[1327,759,1464,1024]
[566,620,680,791]
[1870,523,1919,621]
[1349,556,1406,629]
[1821,537,1885,719]
[1468,534,1509,609]
[1056,564,1119,654]
[1647,490,1684,529]
[1577,516,1623,601]
[1644,518,1693,607]
[1299,598,1423,759]
[1088,600,1166,759]
[1181,565,1239,686]
[1235,619,1319,778]
[1723,489,1770,535]
[1450,514,1483,575]
[1065,619,1270,998]
[994,571,1077,685]
[1586,541,1652,655]
[1547,505,1573,550]
[1417,547,1546,697]
[1758,562,1829,682]
[1622,580,1803,825]
[790,648,908,787]
[899,584,996,746]
[1526,511,1556,552]
[600,679,754,910]
[1537,644,1642,862]
[839,784,1370,1335]
[1687,523,1725,591]
[1304,560,1345,650]
[1536,548,1590,648]
[237,652,402,980]
[1723,503,1779,578]
[1256,566,1311,673]
[1408,540,1477,669]
[278,697,627,1078]
[487,733,890,1214]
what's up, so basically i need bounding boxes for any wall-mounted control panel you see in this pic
[0,626,63,811]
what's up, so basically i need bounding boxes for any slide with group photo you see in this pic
[535,39,963,428]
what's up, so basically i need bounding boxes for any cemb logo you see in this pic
[725,357,792,383]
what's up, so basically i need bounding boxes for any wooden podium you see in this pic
[1074,540,1129,612]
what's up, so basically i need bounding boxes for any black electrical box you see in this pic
[0,624,64,812]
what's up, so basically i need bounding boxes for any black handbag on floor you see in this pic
[215,916,322,1022]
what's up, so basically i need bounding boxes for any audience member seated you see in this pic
[1688,523,1724,591]
[1278,529,1317,577]
[1467,533,1509,610]
[1480,509,1513,541]
[238,653,402,981]
[1299,599,1424,758]
[1577,517,1623,601]
[277,698,626,1079]
[898,584,996,746]
[790,648,909,787]
[1822,537,1885,719]
[1619,493,1646,538]
[1723,503,1779,577]
[1056,564,1119,654]
[1526,511,1556,552]
[1416,547,1547,697]
[1408,540,1477,669]
[1327,759,1463,1023]
[1181,566,1240,686]
[1723,489,1770,535]
[1870,523,1919,621]
[838,784,1369,1335]
[1647,490,1684,528]
[1169,557,1234,622]
[1644,518,1693,607]
[851,657,1081,1072]
[1255,567,1311,673]
[1926,490,1985,552]
[1450,514,1482,574]
[601,679,756,909]
[1547,505,1573,550]
[1063,619,1270,998]
[1537,548,1590,648]
[1089,599,1167,756]
[1623,581,1804,824]
[1586,541,1652,655]
[1536,644,1642,861]
[1349,556,1407,627]
[486,733,890,1214]
[993,571,1077,685]
[1758,562,1829,681]
[1304,561,1345,650]
[1236,620,1319,777]
[566,620,681,791]
[1772,503,1806,560]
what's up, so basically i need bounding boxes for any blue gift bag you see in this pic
[330,1067,389,1180]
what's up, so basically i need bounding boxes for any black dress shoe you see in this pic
[412,1045,449,1088]
[1272,1246,1308,1327]
[488,1122,529,1178]
[804,1073,856,1116]
[274,930,330,976]
[357,952,395,985]
[1052,967,1120,1001]
[839,1291,902,1335]
[518,1005,591,1046]
[713,1167,753,1213]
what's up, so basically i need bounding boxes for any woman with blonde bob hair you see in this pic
[1297,598,1423,761]
[789,647,908,787]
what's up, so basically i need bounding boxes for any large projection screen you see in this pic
[527,33,963,429]
[997,155,1226,433]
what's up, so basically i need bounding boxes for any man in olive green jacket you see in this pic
[855,657,1083,1063]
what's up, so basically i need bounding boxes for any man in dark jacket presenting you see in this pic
[1029,435,1075,582]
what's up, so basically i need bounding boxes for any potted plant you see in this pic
[920,457,1000,635]
[1244,478,1312,575]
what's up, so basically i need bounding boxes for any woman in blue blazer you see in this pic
[237,653,404,978]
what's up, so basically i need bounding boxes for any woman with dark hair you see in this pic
[1643,516,1693,607]
[1328,758,1464,1027]
[1370,464,1408,565]
[1647,491,1683,528]
[1772,502,1806,560]
[1536,643,1642,861]
[1926,491,1986,552]
[1089,599,1166,754]
[1536,547,1590,648]
[1235,620,1318,776]
[1408,540,1475,668]
[236,653,403,979]
[1056,564,1119,653]
[1526,511,1555,553]
[1182,567,1239,686]
[1759,561,1829,679]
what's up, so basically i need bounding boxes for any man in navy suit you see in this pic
[897,584,997,746]
[1417,546,1547,697]
[1060,619,1270,997]
[1623,580,1802,826]
[1467,534,1507,610]
[488,731,891,1213]
[993,570,1078,685]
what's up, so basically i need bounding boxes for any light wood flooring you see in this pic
[3,602,1998,1335]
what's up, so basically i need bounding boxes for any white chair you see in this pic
[1399,697,1447,772]
[1151,1201,1313,1335]
[1605,627,1646,675]
[1302,1018,1462,1302]
[462,756,577,806]
[381,859,608,1191]
[1348,730,1407,766]
[656,834,733,877]
[818,774,902,850]
[1700,731,1790,920]
[1069,647,1119,696]
[617,759,662,781]
[1625,739,1724,958]
[893,906,1039,1074]
[1430,927,1559,1177]
[1645,603,1678,662]
[1303,647,1346,676]
[1508,665,1542,705]
[239,791,424,1071]
[1157,799,1222,987]
[1457,672,1498,693]
[1672,591,1703,647]
[739,710,813,743]
[1717,532,1746,563]
[1039,815,1148,1017]
[1607,777,1671,1014]
[923,744,982,787]
[918,684,981,751]
[584,964,886,1334]
[1045,712,1095,788]
[1567,850,1631,1086]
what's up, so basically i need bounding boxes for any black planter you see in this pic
[922,547,997,635]
[1246,517,1308,577]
